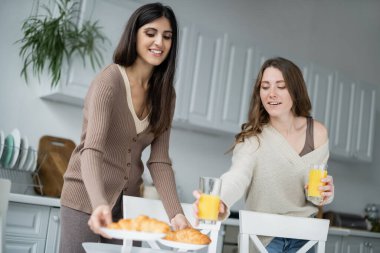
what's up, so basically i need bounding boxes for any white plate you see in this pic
[82,242,121,253]
[9,128,21,168]
[23,146,34,171]
[0,130,4,160]
[29,148,37,172]
[158,239,209,251]
[17,136,29,170]
[99,228,166,240]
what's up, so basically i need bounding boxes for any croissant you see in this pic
[107,215,170,234]
[164,228,211,245]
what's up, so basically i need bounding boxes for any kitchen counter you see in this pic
[8,194,380,239]
[223,218,380,239]
[9,193,60,207]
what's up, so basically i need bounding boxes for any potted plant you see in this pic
[17,0,109,88]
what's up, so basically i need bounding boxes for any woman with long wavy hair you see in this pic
[194,57,335,253]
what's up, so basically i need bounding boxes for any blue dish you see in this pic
[1,134,14,168]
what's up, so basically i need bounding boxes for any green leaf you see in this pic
[16,0,109,88]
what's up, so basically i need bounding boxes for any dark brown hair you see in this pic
[235,57,311,143]
[113,2,178,136]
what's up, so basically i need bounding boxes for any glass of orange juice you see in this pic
[198,177,222,225]
[307,164,328,203]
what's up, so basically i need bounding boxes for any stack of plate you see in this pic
[0,128,37,172]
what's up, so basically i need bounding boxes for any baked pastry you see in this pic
[164,228,211,245]
[107,215,170,234]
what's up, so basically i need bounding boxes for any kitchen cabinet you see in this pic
[325,234,380,253]
[341,236,380,253]
[326,234,342,253]
[5,202,61,253]
[184,25,226,130]
[45,208,61,253]
[307,64,335,130]
[214,37,258,134]
[329,73,376,162]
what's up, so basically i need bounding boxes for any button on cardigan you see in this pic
[60,64,183,220]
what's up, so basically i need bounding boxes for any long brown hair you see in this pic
[235,57,311,143]
[113,3,178,136]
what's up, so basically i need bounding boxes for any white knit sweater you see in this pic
[220,124,329,249]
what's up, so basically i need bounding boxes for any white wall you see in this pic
[0,0,379,214]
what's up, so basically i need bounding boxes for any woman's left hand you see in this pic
[170,213,192,230]
[319,175,334,205]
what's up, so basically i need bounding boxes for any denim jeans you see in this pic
[266,237,315,253]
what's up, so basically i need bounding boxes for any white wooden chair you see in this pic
[123,196,222,253]
[239,210,330,253]
[0,179,11,253]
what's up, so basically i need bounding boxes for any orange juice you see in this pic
[198,194,220,221]
[307,168,327,201]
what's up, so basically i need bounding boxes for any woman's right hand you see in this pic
[88,205,113,239]
[192,190,227,224]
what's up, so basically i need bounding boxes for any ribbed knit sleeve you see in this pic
[80,75,114,210]
[219,136,259,220]
[147,94,183,220]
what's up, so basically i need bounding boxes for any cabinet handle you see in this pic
[53,215,60,222]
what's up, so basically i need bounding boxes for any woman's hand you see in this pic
[170,213,192,230]
[305,175,335,206]
[88,205,112,238]
[192,190,226,225]
[320,175,334,205]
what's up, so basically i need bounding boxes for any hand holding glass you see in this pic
[307,164,328,203]
[198,177,221,224]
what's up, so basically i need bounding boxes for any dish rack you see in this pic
[0,144,46,195]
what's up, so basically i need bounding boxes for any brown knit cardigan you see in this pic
[60,64,183,219]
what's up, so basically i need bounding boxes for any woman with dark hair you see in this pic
[193,57,335,253]
[59,3,189,252]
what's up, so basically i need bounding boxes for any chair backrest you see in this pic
[0,179,11,253]
[123,196,222,253]
[239,210,330,253]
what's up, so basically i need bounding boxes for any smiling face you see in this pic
[259,66,294,119]
[135,16,173,67]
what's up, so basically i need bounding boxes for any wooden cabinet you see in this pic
[5,202,61,253]
[329,73,376,162]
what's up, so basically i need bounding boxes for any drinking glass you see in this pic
[198,177,222,225]
[307,164,328,203]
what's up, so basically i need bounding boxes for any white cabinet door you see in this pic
[307,64,335,129]
[329,73,376,162]
[39,0,139,106]
[5,237,45,253]
[342,236,366,253]
[351,82,376,162]
[5,202,50,253]
[215,37,256,133]
[326,235,342,253]
[45,208,61,253]
[365,237,380,253]
[329,74,356,160]
[186,25,226,128]
[173,22,193,122]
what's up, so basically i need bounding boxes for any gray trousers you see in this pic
[59,195,123,253]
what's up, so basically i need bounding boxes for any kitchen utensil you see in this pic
[35,135,75,197]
